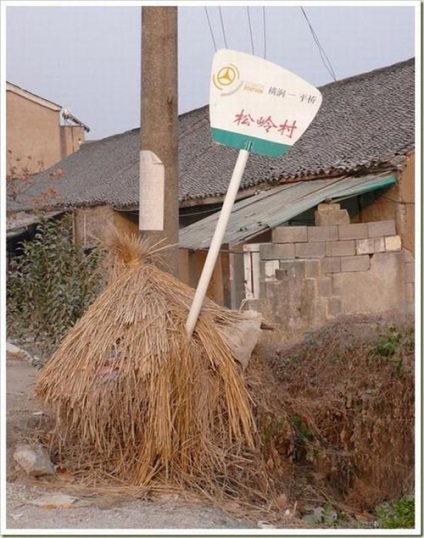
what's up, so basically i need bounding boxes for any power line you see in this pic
[300,7,337,82]
[204,7,217,52]
[218,7,228,49]
[247,7,255,55]
[381,194,415,205]
[263,7,267,59]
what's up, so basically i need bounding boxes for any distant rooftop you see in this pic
[6,82,62,112]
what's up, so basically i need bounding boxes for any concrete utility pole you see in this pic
[139,7,179,276]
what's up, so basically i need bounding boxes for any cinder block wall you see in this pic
[249,208,414,335]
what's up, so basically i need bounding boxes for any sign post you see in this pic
[186,49,322,338]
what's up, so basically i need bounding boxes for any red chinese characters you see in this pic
[278,119,297,139]
[233,109,297,139]
[256,115,277,133]
[233,109,255,126]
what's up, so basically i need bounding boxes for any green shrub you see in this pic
[375,495,415,528]
[7,214,104,359]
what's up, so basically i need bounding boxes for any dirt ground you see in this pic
[6,483,256,530]
[6,311,414,532]
[4,355,263,531]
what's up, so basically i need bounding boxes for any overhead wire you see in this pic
[204,7,218,52]
[204,7,266,60]
[247,7,255,55]
[300,6,337,82]
[218,6,228,49]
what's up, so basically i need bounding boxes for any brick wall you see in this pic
[246,216,414,336]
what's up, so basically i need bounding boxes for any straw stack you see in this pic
[35,231,266,495]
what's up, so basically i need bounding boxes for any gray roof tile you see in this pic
[11,58,414,211]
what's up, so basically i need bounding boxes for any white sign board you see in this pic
[210,49,322,157]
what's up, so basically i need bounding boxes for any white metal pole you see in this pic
[186,148,250,338]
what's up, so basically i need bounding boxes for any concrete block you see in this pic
[326,240,356,257]
[385,235,402,251]
[317,277,332,297]
[277,260,306,280]
[295,242,326,258]
[272,226,308,243]
[260,243,295,260]
[259,280,268,298]
[299,278,318,321]
[275,269,287,281]
[367,219,396,238]
[338,223,369,240]
[263,281,280,304]
[356,237,385,255]
[403,262,415,283]
[332,252,403,316]
[341,255,370,272]
[331,273,342,295]
[315,209,350,226]
[328,296,342,317]
[264,260,279,279]
[321,257,341,273]
[305,260,321,277]
[317,202,341,212]
[314,296,329,323]
[308,225,338,242]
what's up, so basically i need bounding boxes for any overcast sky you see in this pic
[5,2,417,140]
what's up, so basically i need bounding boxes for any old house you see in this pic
[7,58,415,334]
[179,58,415,332]
[6,82,90,267]
[6,82,88,173]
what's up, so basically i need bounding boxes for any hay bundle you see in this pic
[35,231,265,495]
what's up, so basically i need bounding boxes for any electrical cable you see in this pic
[300,7,337,82]
[218,6,228,49]
[247,7,255,55]
[381,194,415,205]
[263,7,267,59]
[204,7,218,52]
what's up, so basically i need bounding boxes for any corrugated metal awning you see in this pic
[179,174,396,250]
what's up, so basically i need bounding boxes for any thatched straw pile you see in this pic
[35,231,269,497]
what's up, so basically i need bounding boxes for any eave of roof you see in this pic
[6,210,64,239]
[6,82,62,111]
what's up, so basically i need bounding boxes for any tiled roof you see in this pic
[10,57,414,211]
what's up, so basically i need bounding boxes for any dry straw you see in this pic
[35,230,271,498]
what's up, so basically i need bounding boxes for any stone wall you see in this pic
[247,209,414,335]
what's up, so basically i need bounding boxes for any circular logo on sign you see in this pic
[213,63,242,94]
[216,66,237,86]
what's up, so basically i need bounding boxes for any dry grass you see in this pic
[35,230,271,500]
[263,314,415,512]
[33,231,415,522]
